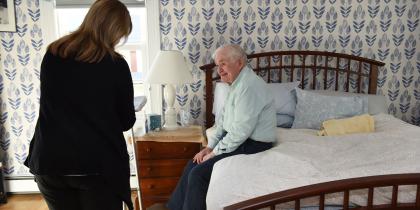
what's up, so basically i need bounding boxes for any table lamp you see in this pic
[145,50,193,130]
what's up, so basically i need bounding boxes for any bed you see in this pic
[198,51,420,210]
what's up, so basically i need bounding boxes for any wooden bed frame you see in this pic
[199,51,420,210]
[224,173,420,210]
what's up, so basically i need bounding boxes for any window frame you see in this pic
[144,0,162,115]
[49,0,162,115]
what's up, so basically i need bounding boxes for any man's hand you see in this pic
[193,147,213,164]
[202,152,215,162]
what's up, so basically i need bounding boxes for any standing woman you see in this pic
[24,0,136,209]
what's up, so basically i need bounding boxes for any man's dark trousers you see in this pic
[166,139,273,210]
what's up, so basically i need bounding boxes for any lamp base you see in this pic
[163,106,178,130]
[162,124,179,130]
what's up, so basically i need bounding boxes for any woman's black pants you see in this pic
[35,175,123,210]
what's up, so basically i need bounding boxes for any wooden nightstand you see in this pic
[134,126,205,209]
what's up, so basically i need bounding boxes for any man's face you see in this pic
[214,50,243,84]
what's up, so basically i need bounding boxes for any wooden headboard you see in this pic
[199,51,385,128]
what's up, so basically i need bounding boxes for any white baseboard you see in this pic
[4,178,39,193]
[4,176,139,194]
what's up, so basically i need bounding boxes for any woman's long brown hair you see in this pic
[49,0,132,63]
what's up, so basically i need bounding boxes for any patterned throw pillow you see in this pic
[292,88,368,129]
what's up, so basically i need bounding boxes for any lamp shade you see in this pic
[145,50,193,84]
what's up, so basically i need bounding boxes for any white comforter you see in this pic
[206,114,420,209]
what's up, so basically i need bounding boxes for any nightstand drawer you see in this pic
[137,141,200,159]
[140,177,179,196]
[139,159,189,178]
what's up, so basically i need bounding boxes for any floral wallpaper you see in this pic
[0,0,418,178]
[159,0,420,126]
[0,0,43,176]
[0,0,137,178]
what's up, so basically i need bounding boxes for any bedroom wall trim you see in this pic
[3,176,139,193]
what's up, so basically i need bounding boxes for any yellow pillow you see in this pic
[318,114,375,136]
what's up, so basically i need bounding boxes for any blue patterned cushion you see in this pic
[292,88,368,129]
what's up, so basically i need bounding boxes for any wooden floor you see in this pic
[0,192,139,210]
[0,194,48,210]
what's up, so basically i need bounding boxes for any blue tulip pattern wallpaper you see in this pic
[0,0,419,178]
[1,0,42,176]
[160,0,419,127]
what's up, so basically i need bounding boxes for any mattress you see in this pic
[206,114,420,209]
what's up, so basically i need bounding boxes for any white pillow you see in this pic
[267,81,300,116]
[212,82,230,120]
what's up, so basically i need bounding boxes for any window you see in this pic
[55,6,149,137]
[55,7,147,97]
[53,0,160,180]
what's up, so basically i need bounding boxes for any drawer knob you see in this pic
[146,167,152,171]
[183,147,187,152]
[145,148,151,152]
[148,184,154,189]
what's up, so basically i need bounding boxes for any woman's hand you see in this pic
[193,147,213,164]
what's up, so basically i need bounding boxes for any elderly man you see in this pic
[167,44,276,210]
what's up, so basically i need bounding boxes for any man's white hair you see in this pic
[212,44,247,64]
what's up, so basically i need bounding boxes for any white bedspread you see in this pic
[206,114,420,209]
